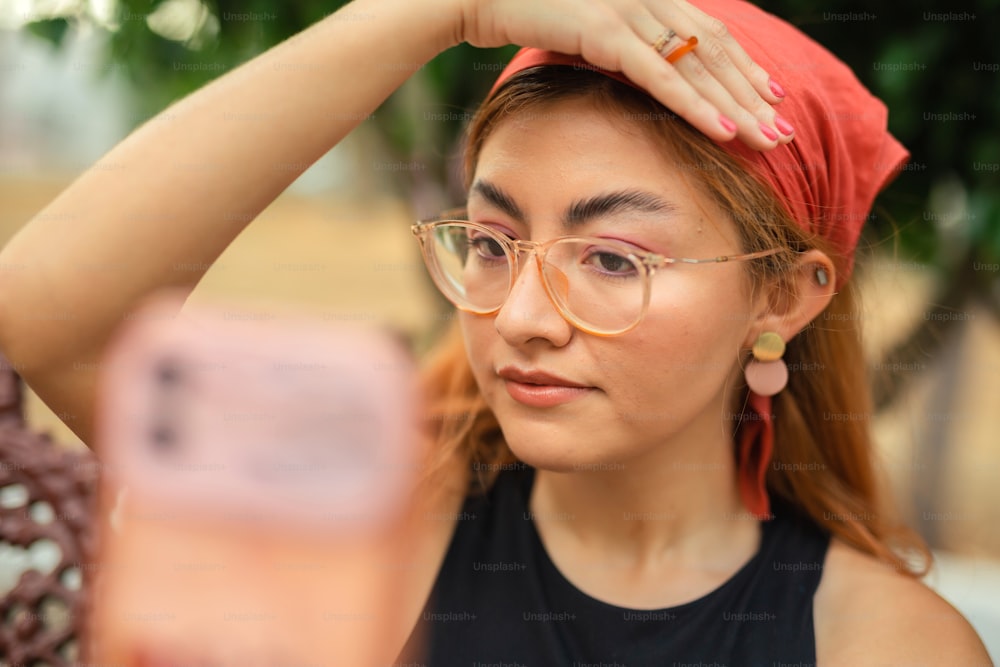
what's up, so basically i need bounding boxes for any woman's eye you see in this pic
[470,235,507,258]
[586,250,636,275]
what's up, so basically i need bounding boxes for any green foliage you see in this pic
[762,0,999,275]
[25,18,71,47]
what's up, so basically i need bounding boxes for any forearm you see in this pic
[0,0,459,369]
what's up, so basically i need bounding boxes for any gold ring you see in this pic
[651,28,678,55]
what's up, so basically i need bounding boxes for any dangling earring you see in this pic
[745,332,788,396]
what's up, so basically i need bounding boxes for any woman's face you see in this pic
[460,98,760,471]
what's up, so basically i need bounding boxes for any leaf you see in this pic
[25,19,72,48]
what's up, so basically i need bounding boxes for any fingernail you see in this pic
[769,78,786,98]
[775,115,795,136]
[759,122,779,142]
[719,114,737,134]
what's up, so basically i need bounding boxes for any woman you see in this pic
[0,0,990,664]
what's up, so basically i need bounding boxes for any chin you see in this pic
[497,419,631,474]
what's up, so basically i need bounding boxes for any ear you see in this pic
[743,249,837,348]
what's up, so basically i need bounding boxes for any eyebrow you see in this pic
[469,179,677,229]
[565,190,678,227]
[470,180,525,221]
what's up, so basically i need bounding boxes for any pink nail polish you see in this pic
[759,122,779,142]
[769,78,786,98]
[775,115,795,136]
[719,114,737,134]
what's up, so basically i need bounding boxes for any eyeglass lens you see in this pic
[426,223,646,334]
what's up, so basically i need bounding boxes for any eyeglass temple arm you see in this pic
[671,248,782,264]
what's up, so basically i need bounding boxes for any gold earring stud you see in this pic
[745,332,788,396]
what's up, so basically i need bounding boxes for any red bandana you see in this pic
[486,0,908,517]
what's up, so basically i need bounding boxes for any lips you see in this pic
[497,366,595,407]
[498,366,589,388]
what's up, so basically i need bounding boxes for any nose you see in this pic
[493,251,574,348]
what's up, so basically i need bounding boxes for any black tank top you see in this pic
[398,465,830,666]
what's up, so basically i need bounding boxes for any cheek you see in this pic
[617,280,751,395]
[458,312,495,383]
[646,268,753,342]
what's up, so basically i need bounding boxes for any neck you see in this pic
[529,407,759,572]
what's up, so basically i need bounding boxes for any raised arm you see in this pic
[0,0,461,446]
[0,0,786,448]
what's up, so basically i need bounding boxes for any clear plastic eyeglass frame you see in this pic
[411,213,782,337]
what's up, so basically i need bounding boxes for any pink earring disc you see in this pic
[745,359,789,396]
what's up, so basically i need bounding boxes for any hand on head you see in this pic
[456,0,789,149]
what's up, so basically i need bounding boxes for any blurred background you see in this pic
[0,0,998,656]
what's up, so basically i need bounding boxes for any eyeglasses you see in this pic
[411,212,782,337]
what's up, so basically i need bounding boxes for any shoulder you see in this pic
[814,538,991,666]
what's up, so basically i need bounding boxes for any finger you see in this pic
[665,3,793,145]
[678,0,786,105]
[621,10,781,150]
[602,21,738,144]
[670,40,787,148]
[640,6,785,147]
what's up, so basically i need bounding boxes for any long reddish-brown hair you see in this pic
[418,67,929,576]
